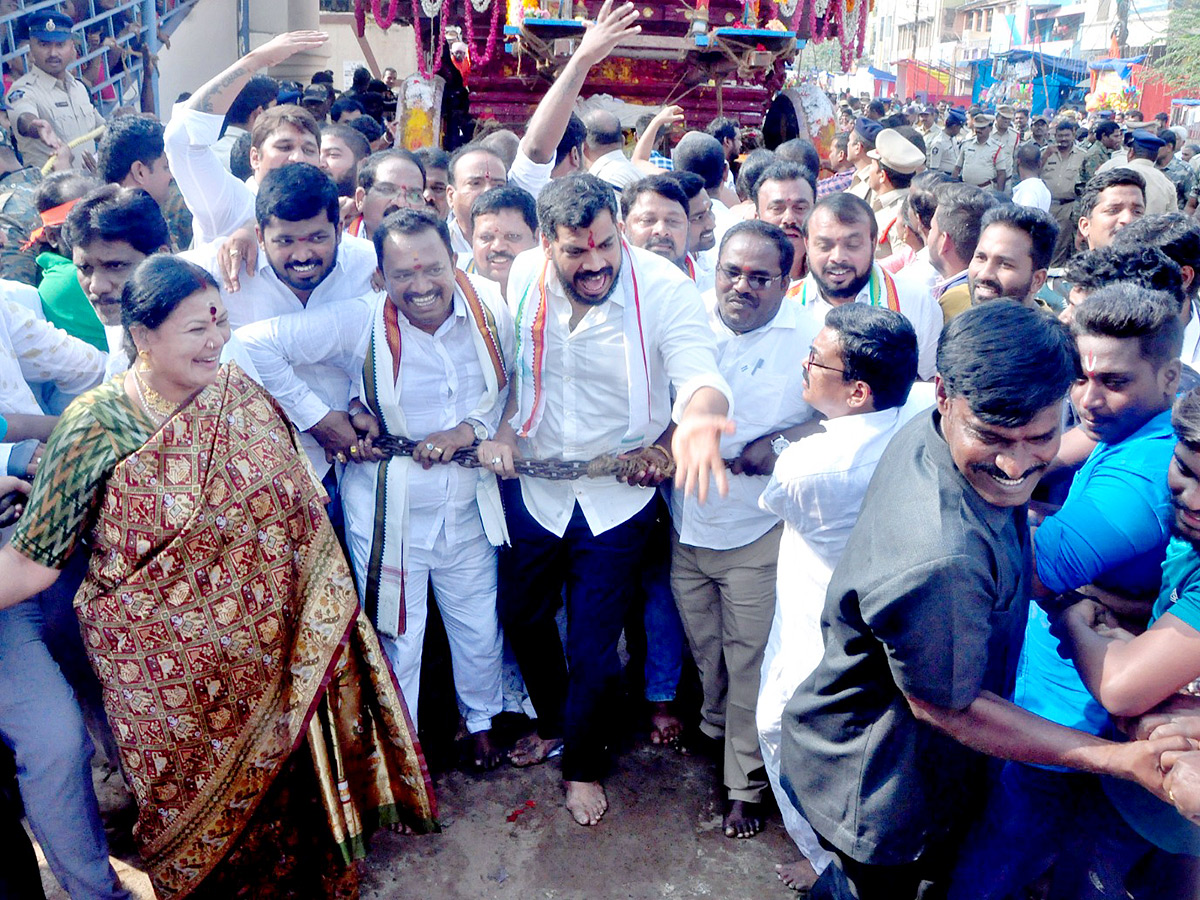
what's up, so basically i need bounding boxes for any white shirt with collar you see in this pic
[211,124,249,174]
[448,215,472,255]
[1184,299,1200,369]
[164,103,259,246]
[791,264,941,381]
[238,277,514,551]
[893,246,939,298]
[187,232,379,473]
[758,384,935,696]
[1012,176,1052,212]
[506,244,733,537]
[588,148,644,191]
[669,294,817,550]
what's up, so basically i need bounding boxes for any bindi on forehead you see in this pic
[587,231,596,249]
[210,305,218,323]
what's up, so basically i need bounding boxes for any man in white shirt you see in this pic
[210,75,277,174]
[793,194,941,380]
[674,132,741,238]
[187,163,377,480]
[462,185,538,300]
[671,220,818,841]
[239,209,513,770]
[1011,142,1052,213]
[347,148,428,241]
[583,110,644,192]
[619,175,690,271]
[446,144,509,254]
[757,302,927,893]
[480,173,733,827]
[163,31,328,246]
[753,161,814,295]
[668,171,718,293]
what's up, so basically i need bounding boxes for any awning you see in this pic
[867,65,896,83]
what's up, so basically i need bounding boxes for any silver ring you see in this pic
[228,248,240,257]
[425,442,435,451]
[491,456,502,465]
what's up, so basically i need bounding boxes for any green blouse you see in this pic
[11,374,154,569]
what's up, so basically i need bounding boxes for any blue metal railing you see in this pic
[0,0,199,117]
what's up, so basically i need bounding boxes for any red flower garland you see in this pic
[373,0,401,28]
[462,0,503,69]
[411,0,448,79]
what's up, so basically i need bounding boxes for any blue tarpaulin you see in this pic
[867,66,896,83]
[969,50,1086,115]
[1088,55,1148,80]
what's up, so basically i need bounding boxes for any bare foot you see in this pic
[723,799,764,838]
[472,729,505,771]
[387,821,414,834]
[648,701,684,749]
[565,780,608,826]
[508,733,563,767]
[776,858,819,891]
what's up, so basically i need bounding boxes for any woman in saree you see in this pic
[0,255,435,898]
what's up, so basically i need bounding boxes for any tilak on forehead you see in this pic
[1084,350,1098,374]
[588,230,596,249]
[210,305,218,323]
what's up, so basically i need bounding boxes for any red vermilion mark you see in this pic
[506,800,537,822]
[210,305,218,323]
[587,231,596,249]
[1083,350,1097,374]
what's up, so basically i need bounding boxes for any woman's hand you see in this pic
[0,475,31,527]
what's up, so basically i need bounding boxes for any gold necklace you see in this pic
[132,367,178,423]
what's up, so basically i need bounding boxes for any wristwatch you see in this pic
[770,434,790,456]
[463,418,490,443]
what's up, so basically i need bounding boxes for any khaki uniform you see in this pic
[847,166,873,205]
[927,130,961,175]
[1041,145,1089,265]
[874,187,908,260]
[6,66,104,170]
[993,127,1020,163]
[958,137,1011,188]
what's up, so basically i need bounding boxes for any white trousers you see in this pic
[345,519,503,734]
[756,606,835,873]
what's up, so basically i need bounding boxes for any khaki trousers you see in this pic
[671,524,782,803]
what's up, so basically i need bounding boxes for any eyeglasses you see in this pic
[370,182,426,206]
[805,347,845,375]
[716,265,783,291]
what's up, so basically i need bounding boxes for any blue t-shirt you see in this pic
[1014,410,1175,736]
[1103,536,1200,855]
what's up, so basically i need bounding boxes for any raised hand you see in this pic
[575,0,642,69]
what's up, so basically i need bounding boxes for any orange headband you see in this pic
[22,198,79,251]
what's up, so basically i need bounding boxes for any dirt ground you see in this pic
[30,612,803,900]
[31,729,799,900]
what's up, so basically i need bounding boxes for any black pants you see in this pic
[497,479,656,783]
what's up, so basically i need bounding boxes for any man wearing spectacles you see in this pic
[349,148,429,241]
[671,220,819,843]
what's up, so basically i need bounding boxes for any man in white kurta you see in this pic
[481,173,732,826]
[756,304,931,891]
[792,194,941,380]
[671,220,817,840]
[238,210,513,767]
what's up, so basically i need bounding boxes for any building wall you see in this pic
[316,12,417,88]
[156,0,239,110]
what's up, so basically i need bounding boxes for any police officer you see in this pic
[955,113,1010,190]
[847,117,883,203]
[993,104,1020,162]
[866,129,926,259]
[6,10,104,171]
[927,108,965,176]
[1041,118,1090,265]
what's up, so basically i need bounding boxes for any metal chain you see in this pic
[372,435,676,481]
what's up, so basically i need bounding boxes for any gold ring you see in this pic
[432,447,443,455]
[228,248,240,256]
[349,445,358,455]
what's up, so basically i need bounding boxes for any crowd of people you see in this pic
[3,1,1200,898]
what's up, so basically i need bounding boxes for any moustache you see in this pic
[486,251,514,265]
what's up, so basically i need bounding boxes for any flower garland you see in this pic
[373,0,401,28]
[412,0,448,78]
[462,0,503,67]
